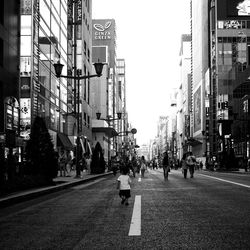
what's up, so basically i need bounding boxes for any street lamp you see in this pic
[96,112,122,124]
[53,61,104,178]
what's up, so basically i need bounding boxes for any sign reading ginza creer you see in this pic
[93,21,112,40]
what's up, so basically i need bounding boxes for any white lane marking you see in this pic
[138,177,141,182]
[199,174,250,189]
[72,178,105,189]
[129,195,141,236]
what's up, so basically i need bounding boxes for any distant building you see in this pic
[92,19,127,160]
[177,34,191,159]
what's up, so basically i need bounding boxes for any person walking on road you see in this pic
[117,167,132,206]
[181,153,188,178]
[58,149,67,177]
[140,156,147,178]
[186,152,196,178]
[162,151,170,179]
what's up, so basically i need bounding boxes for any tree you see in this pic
[90,142,106,174]
[25,116,58,181]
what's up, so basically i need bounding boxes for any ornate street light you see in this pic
[96,112,123,124]
[53,60,104,178]
[54,61,104,79]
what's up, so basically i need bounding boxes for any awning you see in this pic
[92,127,118,138]
[186,137,202,146]
[57,133,74,150]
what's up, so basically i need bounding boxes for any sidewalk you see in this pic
[0,170,113,208]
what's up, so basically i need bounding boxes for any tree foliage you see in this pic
[90,142,106,174]
[25,116,58,180]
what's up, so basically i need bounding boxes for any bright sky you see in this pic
[92,0,190,145]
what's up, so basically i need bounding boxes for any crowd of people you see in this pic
[57,149,92,177]
[115,151,201,206]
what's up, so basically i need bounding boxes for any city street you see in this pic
[0,169,249,250]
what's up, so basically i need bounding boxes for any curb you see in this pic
[0,172,113,208]
[203,169,250,175]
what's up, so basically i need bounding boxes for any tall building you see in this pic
[177,34,192,160]
[0,0,20,167]
[19,0,94,155]
[116,58,129,155]
[190,0,209,158]
[92,19,126,160]
[209,0,250,163]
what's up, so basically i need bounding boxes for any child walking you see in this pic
[117,167,132,206]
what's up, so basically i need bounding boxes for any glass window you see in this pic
[61,30,67,55]
[77,40,82,54]
[61,84,67,103]
[51,0,60,14]
[21,36,31,56]
[40,0,50,27]
[21,15,32,35]
[40,18,50,38]
[77,55,82,69]
[44,100,50,127]
[62,103,67,112]
[61,7,67,29]
[39,61,50,89]
[50,105,56,130]
[20,57,31,75]
[51,15,60,43]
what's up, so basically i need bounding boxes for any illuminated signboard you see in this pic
[218,0,250,20]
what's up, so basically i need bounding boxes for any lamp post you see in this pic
[96,112,122,124]
[96,112,123,162]
[54,61,104,178]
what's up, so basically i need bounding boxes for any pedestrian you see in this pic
[199,160,203,170]
[131,156,137,177]
[85,153,91,174]
[186,152,196,178]
[140,156,147,177]
[65,150,72,176]
[162,151,170,179]
[59,149,67,177]
[181,153,188,178]
[117,167,132,206]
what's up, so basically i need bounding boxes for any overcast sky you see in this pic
[92,0,190,145]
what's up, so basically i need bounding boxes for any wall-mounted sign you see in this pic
[20,98,31,129]
[218,0,250,20]
[93,21,112,40]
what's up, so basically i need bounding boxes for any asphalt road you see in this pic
[0,169,249,250]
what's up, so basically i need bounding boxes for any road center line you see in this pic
[199,174,250,189]
[128,195,141,236]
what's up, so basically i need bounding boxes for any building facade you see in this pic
[209,0,250,165]
[190,0,209,158]
[19,0,94,156]
[177,34,192,160]
[92,19,127,160]
[0,0,20,169]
